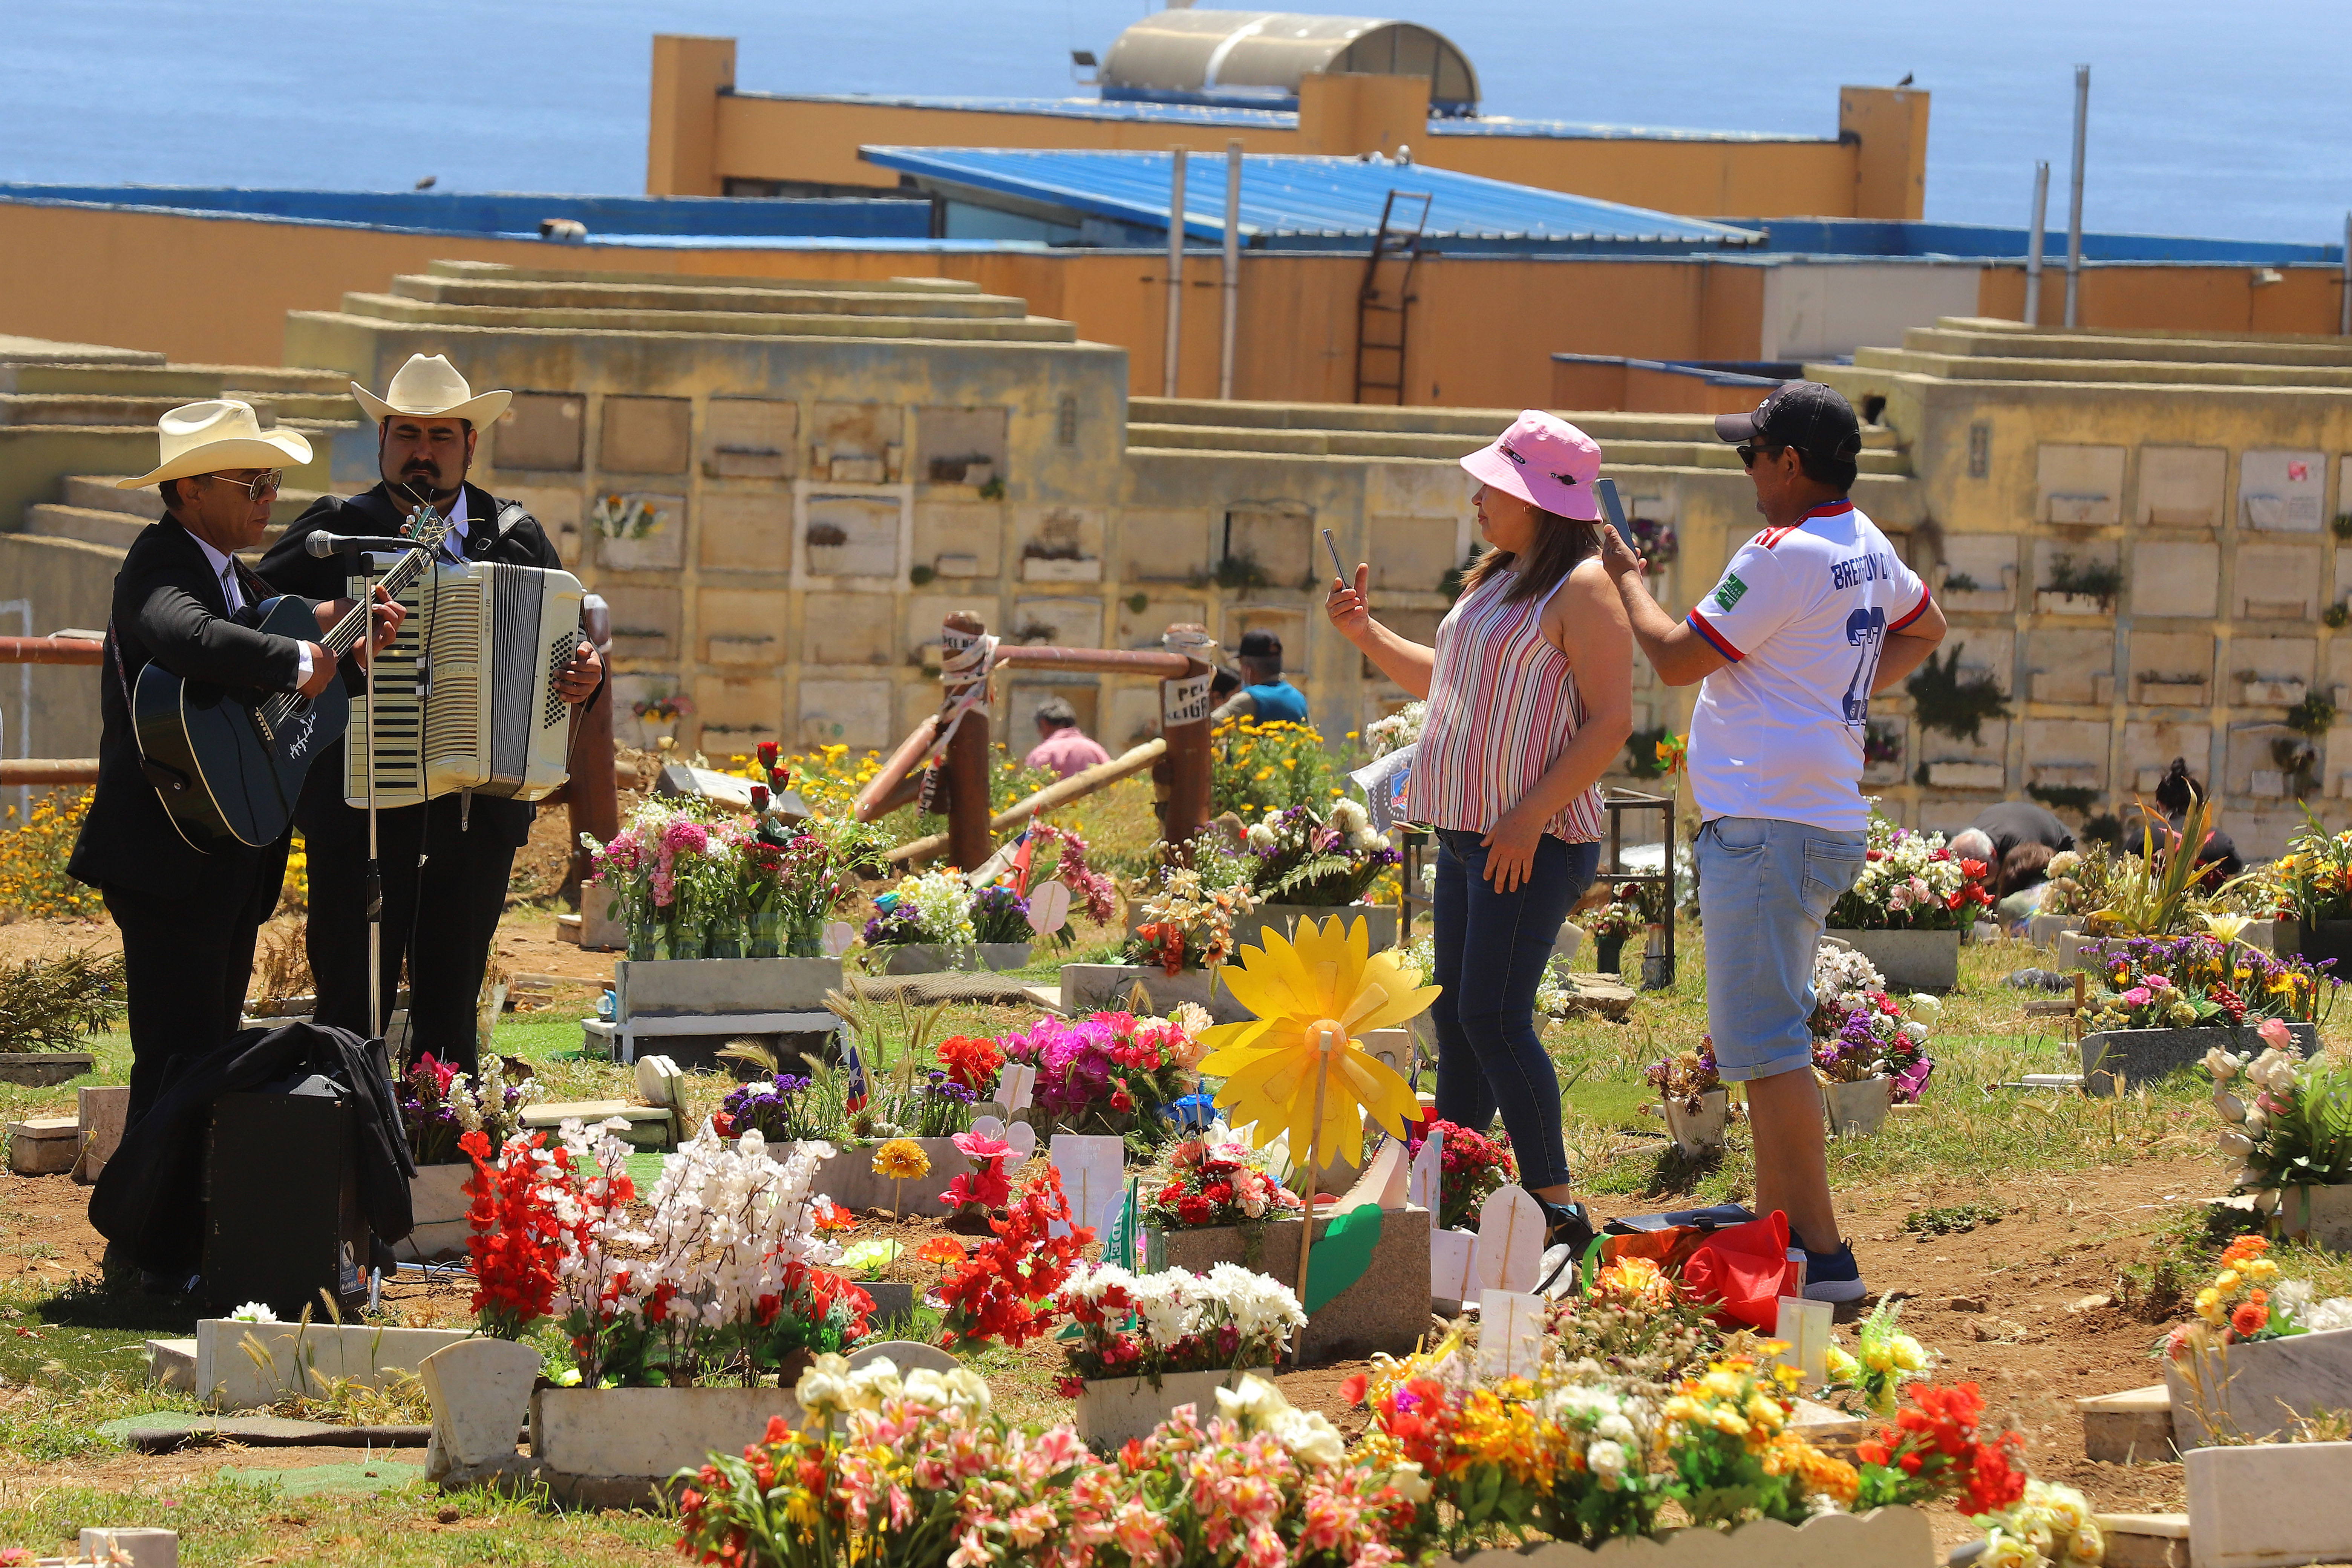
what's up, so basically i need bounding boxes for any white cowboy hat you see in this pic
[116,400,314,490]
[351,353,512,427]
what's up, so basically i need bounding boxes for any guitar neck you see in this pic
[320,545,433,658]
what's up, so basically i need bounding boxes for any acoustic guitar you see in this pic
[132,510,449,850]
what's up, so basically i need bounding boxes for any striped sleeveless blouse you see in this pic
[1404,569,1606,843]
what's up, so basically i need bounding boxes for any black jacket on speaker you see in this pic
[90,1021,417,1276]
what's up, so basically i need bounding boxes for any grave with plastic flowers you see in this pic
[1144,915,1435,1363]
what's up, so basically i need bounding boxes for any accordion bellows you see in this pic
[346,559,585,807]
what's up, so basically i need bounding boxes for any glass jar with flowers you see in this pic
[1054,1260,1308,1446]
[1582,884,1648,976]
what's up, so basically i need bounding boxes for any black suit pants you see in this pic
[303,795,514,1077]
[105,840,286,1127]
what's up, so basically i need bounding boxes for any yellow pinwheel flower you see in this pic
[1197,915,1437,1168]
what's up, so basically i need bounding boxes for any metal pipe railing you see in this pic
[0,637,103,666]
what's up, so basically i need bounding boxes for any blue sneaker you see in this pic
[1802,1242,1867,1303]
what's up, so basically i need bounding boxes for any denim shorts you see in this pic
[1695,816,1867,1081]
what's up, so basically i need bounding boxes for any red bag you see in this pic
[1678,1210,1801,1330]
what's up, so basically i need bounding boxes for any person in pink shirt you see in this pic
[1024,696,1111,779]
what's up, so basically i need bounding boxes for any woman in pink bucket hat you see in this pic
[1326,409,1633,1285]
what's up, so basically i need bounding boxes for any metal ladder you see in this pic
[1354,188,1432,404]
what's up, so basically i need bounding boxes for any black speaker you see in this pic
[201,1071,372,1320]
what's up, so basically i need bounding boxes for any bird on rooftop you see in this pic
[415,175,437,190]
[1896,72,1914,87]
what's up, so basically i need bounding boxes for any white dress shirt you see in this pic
[191,530,312,688]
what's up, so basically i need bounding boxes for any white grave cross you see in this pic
[1475,1289,1547,1381]
[1047,1133,1125,1243]
[1407,1127,1442,1213]
[1000,1063,1037,1113]
[1473,1185,1546,1295]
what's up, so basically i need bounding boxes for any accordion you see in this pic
[345,557,585,808]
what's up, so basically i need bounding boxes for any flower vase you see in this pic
[747,913,782,960]
[787,929,824,959]
[1594,935,1626,975]
[705,917,745,961]
[627,927,658,963]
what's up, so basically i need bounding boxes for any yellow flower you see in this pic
[1198,916,1436,1167]
[872,1139,931,1180]
[1825,1345,1860,1383]
[2195,1286,2225,1324]
[1890,1335,1928,1372]
[2215,1269,2239,1293]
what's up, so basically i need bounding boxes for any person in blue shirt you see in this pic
[1212,629,1310,726]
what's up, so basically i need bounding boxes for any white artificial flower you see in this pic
[2203,1047,2243,1085]
[230,1302,278,1323]
[2216,1130,2255,1159]
[2213,1090,2248,1124]
[1216,1372,1288,1429]
[1331,798,1369,835]
[1386,1461,1433,1503]
[1899,1020,1930,1044]
[2306,1296,2352,1332]
[2247,1049,2300,1095]
[796,1352,856,1419]
[1246,822,1277,850]
[1905,993,1941,1022]
[845,1357,903,1411]
[1272,1407,1346,1467]
[939,1367,993,1410]
[1586,1439,1628,1481]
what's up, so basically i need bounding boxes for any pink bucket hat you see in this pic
[1459,410,1602,521]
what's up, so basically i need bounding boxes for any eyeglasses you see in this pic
[1735,442,1783,469]
[207,470,283,501]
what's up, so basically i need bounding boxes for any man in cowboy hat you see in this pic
[70,401,404,1124]
[260,354,602,1073]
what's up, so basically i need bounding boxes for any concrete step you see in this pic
[201,365,354,394]
[334,292,1082,343]
[213,390,355,422]
[0,392,339,428]
[60,476,158,518]
[1125,422,1908,473]
[0,363,227,398]
[23,503,294,553]
[0,334,164,367]
[1851,345,2352,390]
[57,477,333,523]
[1127,397,1900,450]
[1909,316,2352,369]
[389,274,1030,319]
[2076,1383,2174,1463]
[424,257,987,294]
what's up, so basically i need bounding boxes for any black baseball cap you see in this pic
[1714,381,1862,461]
[1237,629,1282,659]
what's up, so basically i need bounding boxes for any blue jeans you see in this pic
[1429,829,1602,1192]
[1695,816,1867,1081]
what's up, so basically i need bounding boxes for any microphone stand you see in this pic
[318,504,443,1045]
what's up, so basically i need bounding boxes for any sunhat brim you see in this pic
[1459,440,1601,522]
[118,429,314,490]
[351,383,513,429]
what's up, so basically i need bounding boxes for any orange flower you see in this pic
[916,1236,967,1267]
[812,1197,857,1234]
[2220,1235,2269,1266]
[2231,1301,2268,1337]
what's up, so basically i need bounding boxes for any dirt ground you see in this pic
[0,1148,2211,1542]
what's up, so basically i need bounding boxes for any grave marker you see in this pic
[1476,1289,1547,1381]
[1473,1186,1545,1295]
[1407,1127,1442,1213]
[1047,1133,1124,1242]
[1430,1228,1475,1308]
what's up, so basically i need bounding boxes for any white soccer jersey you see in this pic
[1683,499,1931,832]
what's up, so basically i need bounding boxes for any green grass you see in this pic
[0,1476,677,1566]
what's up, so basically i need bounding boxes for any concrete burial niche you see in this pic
[1076,1368,1239,1449]
[2185,1440,2352,1568]
[2166,1325,2352,1447]
[2080,1021,2317,1097]
[193,1320,476,1411]
[1146,1205,1432,1363]
[1060,965,1250,1024]
[531,1385,804,1487]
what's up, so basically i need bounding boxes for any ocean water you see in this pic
[4,0,2347,244]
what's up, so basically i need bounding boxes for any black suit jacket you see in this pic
[68,516,315,899]
[259,481,583,847]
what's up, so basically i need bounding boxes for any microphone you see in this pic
[304,531,423,558]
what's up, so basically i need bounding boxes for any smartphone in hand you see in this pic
[1594,478,1631,550]
[1321,527,1350,583]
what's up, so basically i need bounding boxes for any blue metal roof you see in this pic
[858,148,1763,250]
[0,184,932,241]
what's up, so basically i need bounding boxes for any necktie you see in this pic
[219,562,242,615]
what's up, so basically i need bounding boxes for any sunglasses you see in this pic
[206,470,284,501]
[1735,442,1785,469]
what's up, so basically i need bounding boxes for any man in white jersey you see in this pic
[1598,382,1946,1301]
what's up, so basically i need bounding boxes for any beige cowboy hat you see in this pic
[117,400,314,490]
[351,353,512,427]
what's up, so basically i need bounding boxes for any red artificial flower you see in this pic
[2232,1301,2268,1337]
[1176,1194,1214,1226]
[757,741,780,768]
[1340,1373,1369,1406]
[934,1164,1091,1351]
[1109,1088,1134,1113]
[937,1034,1007,1094]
